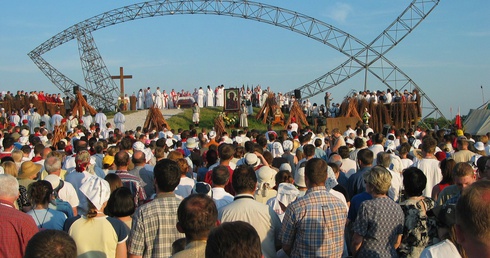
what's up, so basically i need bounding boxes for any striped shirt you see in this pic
[115,170,147,205]
[280,186,347,258]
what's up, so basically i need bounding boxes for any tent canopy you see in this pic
[464,109,490,136]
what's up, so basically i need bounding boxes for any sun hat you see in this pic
[474,141,485,151]
[282,140,293,152]
[133,141,145,151]
[18,161,42,179]
[294,168,306,188]
[279,163,292,172]
[21,129,29,137]
[209,131,216,139]
[80,176,111,210]
[186,138,198,149]
[244,153,260,167]
[102,155,115,166]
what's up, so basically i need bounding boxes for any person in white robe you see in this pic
[21,110,30,126]
[145,87,153,108]
[66,113,78,131]
[113,109,126,133]
[206,85,214,107]
[137,89,144,110]
[261,91,268,107]
[81,112,93,130]
[197,87,205,107]
[215,86,222,107]
[245,90,253,115]
[10,111,20,126]
[50,110,63,128]
[29,108,42,134]
[155,87,163,109]
[162,90,169,109]
[94,108,107,130]
[41,113,51,132]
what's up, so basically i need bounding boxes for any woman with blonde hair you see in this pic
[352,166,405,257]
[11,149,23,170]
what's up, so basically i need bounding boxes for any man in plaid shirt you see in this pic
[280,158,347,257]
[129,159,184,258]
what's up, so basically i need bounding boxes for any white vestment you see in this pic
[113,112,125,132]
[155,89,163,109]
[137,91,144,109]
[94,112,107,130]
[197,89,205,107]
[29,112,41,133]
[41,114,51,132]
[206,88,214,107]
[145,90,153,108]
[81,115,93,130]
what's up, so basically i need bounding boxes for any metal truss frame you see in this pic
[28,0,443,119]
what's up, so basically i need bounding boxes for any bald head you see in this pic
[42,147,52,159]
[132,150,146,165]
[114,151,130,168]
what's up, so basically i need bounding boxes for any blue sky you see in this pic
[1,1,489,119]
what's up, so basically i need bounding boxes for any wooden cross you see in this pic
[111,67,132,98]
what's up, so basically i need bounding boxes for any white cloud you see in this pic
[324,3,353,23]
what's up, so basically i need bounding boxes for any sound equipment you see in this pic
[294,89,301,99]
[73,86,80,94]
[382,124,391,136]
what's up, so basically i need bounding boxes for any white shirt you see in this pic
[388,169,403,203]
[329,189,348,212]
[420,239,462,258]
[218,194,281,258]
[174,176,196,200]
[341,158,357,178]
[54,177,80,208]
[212,187,234,210]
[401,158,413,170]
[369,144,385,164]
[411,158,442,198]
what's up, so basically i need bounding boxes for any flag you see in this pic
[455,106,462,129]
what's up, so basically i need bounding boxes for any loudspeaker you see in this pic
[382,124,391,136]
[73,86,80,94]
[294,89,301,99]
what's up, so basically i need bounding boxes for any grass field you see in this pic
[166,106,287,133]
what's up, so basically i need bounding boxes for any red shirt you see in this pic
[0,200,38,257]
[0,151,12,159]
[204,165,235,196]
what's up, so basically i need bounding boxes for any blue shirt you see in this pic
[347,192,372,222]
[347,166,371,199]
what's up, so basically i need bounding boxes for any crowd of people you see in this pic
[0,88,489,258]
[0,110,490,258]
[0,90,65,104]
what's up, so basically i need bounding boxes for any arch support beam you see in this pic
[28,0,443,119]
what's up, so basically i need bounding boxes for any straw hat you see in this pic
[18,161,42,179]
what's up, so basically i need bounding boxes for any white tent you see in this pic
[463,108,490,136]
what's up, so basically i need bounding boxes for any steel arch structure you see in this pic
[28,0,443,119]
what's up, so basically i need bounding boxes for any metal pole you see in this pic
[481,85,485,105]
[364,50,368,91]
